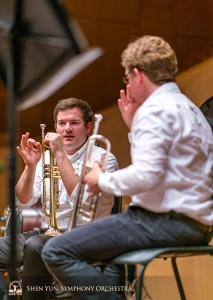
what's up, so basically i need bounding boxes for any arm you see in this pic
[99,104,175,196]
[85,101,175,196]
[15,133,42,203]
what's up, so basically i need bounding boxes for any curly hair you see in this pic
[121,35,178,85]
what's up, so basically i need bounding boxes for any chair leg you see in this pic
[171,257,186,300]
[136,264,147,300]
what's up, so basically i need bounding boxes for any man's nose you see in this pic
[64,122,72,130]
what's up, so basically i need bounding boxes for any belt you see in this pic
[130,206,213,233]
[168,211,213,233]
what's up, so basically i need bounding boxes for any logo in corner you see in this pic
[8,280,22,296]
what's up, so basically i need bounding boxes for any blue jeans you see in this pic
[41,207,213,300]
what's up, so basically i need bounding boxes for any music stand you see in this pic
[0,0,103,284]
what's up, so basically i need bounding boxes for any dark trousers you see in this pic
[0,229,124,300]
[0,228,45,299]
[0,274,9,300]
[22,234,125,300]
[0,228,46,269]
[41,207,213,300]
[0,233,27,269]
[0,232,61,300]
[22,234,53,300]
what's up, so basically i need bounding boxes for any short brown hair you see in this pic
[121,35,178,85]
[53,98,93,125]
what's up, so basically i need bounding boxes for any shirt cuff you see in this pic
[15,195,38,209]
[98,172,112,194]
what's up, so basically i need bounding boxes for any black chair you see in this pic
[111,196,122,215]
[106,196,213,299]
[106,242,213,300]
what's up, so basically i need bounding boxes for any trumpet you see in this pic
[67,114,111,231]
[40,124,61,236]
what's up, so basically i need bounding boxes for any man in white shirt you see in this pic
[0,98,118,299]
[42,36,213,300]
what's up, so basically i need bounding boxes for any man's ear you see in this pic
[134,68,143,83]
[86,122,92,134]
[54,123,57,131]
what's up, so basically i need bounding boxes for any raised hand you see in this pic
[44,132,64,158]
[16,132,42,168]
[118,84,140,130]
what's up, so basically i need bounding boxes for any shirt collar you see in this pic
[146,82,180,103]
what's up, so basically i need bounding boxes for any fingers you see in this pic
[45,132,61,143]
[119,89,128,105]
[126,85,134,103]
[118,98,125,114]
[83,161,103,196]
[45,132,61,138]
[19,133,41,152]
[119,85,135,106]
[118,89,129,114]
[20,133,36,147]
[16,145,30,161]
[20,133,30,149]
[27,138,37,145]
[27,138,38,151]
[83,161,102,183]
[92,160,102,169]
[92,161,105,174]
[45,133,63,156]
[36,142,42,153]
[16,146,25,157]
[87,189,95,197]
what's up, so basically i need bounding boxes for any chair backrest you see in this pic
[4,207,42,236]
[111,196,122,214]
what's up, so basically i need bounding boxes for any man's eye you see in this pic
[71,122,78,125]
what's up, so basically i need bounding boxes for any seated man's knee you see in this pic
[24,235,49,257]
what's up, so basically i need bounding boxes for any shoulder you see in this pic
[92,144,116,160]
[132,86,187,136]
[134,95,178,127]
[92,144,118,171]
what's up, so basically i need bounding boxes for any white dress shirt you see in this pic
[99,82,213,225]
[15,141,118,230]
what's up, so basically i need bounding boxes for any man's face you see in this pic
[125,68,139,103]
[55,108,92,154]
[125,68,147,106]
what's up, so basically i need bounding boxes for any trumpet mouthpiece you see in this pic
[94,114,103,121]
[40,124,46,130]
